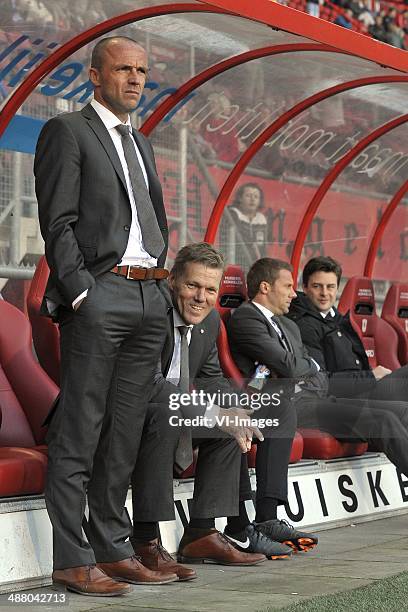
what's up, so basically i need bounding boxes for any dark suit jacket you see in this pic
[228,301,322,398]
[34,103,168,311]
[151,298,236,418]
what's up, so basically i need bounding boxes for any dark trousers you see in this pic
[131,405,242,521]
[329,364,408,401]
[296,394,408,476]
[131,391,297,527]
[45,273,167,570]
[252,396,297,505]
[368,364,408,402]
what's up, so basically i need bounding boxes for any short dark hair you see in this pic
[247,258,292,300]
[232,182,264,210]
[91,36,143,70]
[302,256,342,287]
[171,242,225,279]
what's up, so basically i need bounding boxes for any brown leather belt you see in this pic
[110,265,169,281]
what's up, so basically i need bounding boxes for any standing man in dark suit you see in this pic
[228,258,408,527]
[131,243,295,575]
[34,36,177,596]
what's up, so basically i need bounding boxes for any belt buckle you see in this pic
[126,266,133,280]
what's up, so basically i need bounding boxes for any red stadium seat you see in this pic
[0,447,48,497]
[26,255,61,385]
[0,300,59,496]
[216,264,247,323]
[216,265,247,386]
[338,276,401,370]
[381,283,408,366]
[174,448,199,479]
[247,431,304,466]
[299,429,368,460]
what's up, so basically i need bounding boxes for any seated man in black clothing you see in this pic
[228,258,408,506]
[130,243,311,578]
[288,255,408,401]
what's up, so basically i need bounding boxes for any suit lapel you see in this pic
[81,104,128,194]
[162,309,175,377]
[277,317,294,353]
[132,130,158,192]
[189,324,205,379]
[132,129,167,231]
[249,302,291,352]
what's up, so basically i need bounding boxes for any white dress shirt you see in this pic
[72,99,158,308]
[252,300,320,375]
[166,310,193,384]
[90,99,157,268]
[320,308,336,318]
[166,310,219,427]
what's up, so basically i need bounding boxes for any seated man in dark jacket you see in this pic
[288,255,408,401]
[228,258,408,496]
[131,243,301,574]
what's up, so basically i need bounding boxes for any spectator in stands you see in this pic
[219,183,268,272]
[306,0,321,18]
[228,257,408,491]
[203,92,244,164]
[384,22,406,48]
[369,14,388,41]
[34,36,172,597]
[288,256,408,400]
[334,8,354,28]
[131,243,313,570]
[383,6,398,29]
[357,0,375,28]
[188,116,217,161]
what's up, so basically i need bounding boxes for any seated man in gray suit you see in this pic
[228,257,408,546]
[131,243,298,578]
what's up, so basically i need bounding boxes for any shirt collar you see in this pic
[229,207,266,225]
[252,300,275,321]
[91,98,131,131]
[173,309,194,331]
[320,307,336,318]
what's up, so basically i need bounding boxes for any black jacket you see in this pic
[287,292,376,396]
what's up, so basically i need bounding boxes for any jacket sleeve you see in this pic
[290,315,328,370]
[229,307,318,380]
[149,321,236,418]
[193,335,239,405]
[293,314,376,394]
[34,117,94,304]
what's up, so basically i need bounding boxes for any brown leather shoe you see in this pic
[133,539,197,582]
[97,555,178,585]
[177,528,266,566]
[52,565,131,596]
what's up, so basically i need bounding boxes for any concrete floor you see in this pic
[4,513,408,611]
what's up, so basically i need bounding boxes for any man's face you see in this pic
[239,187,261,216]
[266,269,297,315]
[90,40,148,121]
[303,271,338,313]
[169,262,223,326]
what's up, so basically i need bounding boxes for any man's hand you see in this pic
[217,407,264,453]
[373,365,391,380]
